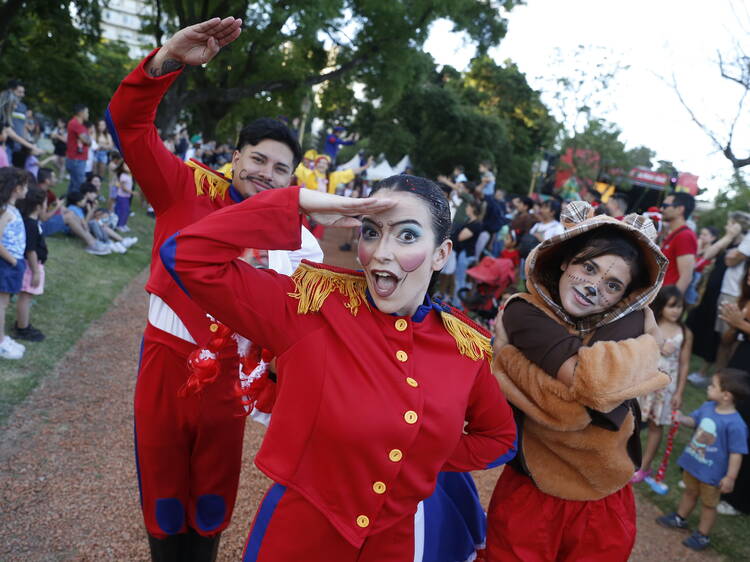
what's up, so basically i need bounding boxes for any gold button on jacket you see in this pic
[406,377,418,388]
[372,481,386,494]
[356,515,370,528]
[395,318,408,331]
[388,449,403,462]
[396,350,408,362]
[404,410,418,424]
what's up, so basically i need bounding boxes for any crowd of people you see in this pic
[0,80,140,359]
[1,14,749,562]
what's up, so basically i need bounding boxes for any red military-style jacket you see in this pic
[106,49,246,346]
[160,186,517,547]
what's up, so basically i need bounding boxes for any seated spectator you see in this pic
[73,183,137,253]
[36,169,109,255]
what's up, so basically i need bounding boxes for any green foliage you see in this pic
[357,56,556,192]
[0,4,136,123]
[696,171,750,230]
[140,0,523,138]
[561,118,655,187]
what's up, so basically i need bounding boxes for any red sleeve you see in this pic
[163,187,306,356]
[442,362,517,471]
[106,49,193,215]
[671,229,698,258]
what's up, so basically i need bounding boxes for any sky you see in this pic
[423,0,749,198]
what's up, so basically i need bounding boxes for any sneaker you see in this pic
[85,241,111,256]
[717,500,741,516]
[0,336,23,359]
[4,336,25,353]
[682,531,710,551]
[688,372,710,387]
[656,512,690,531]
[110,241,127,254]
[13,324,45,342]
[630,468,651,483]
[121,236,138,248]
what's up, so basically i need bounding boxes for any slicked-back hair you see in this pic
[236,118,302,168]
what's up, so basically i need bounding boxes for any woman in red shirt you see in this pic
[162,175,517,561]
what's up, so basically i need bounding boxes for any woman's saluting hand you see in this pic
[298,188,396,228]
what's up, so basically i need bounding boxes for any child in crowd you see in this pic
[634,285,693,483]
[14,187,47,341]
[0,168,28,359]
[657,369,749,551]
[114,160,133,232]
[107,152,123,212]
[489,201,670,561]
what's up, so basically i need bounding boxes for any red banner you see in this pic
[628,167,669,187]
[676,173,699,195]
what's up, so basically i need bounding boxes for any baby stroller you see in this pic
[458,256,515,325]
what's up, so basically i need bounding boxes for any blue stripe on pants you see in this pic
[243,483,286,561]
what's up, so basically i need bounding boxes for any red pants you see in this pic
[134,323,246,538]
[242,485,415,561]
[486,467,636,562]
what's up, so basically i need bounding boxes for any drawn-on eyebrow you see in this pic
[387,219,423,228]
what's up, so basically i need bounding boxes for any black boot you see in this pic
[186,527,221,562]
[147,533,188,562]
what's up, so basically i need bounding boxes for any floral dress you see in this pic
[639,329,683,426]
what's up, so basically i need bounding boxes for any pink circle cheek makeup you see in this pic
[396,250,427,273]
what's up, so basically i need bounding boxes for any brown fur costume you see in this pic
[493,202,671,500]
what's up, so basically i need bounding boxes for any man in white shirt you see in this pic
[530,199,564,242]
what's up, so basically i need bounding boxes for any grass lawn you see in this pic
[0,185,154,425]
[636,357,750,560]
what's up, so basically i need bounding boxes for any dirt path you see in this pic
[0,229,723,561]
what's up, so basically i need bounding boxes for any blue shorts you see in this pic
[94,149,109,164]
[0,258,25,294]
[42,214,71,236]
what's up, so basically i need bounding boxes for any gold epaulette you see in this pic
[289,262,368,316]
[439,307,493,362]
[186,159,230,199]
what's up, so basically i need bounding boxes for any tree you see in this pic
[354,56,556,192]
[560,118,655,188]
[139,0,523,138]
[696,172,750,230]
[0,3,135,123]
[673,48,750,170]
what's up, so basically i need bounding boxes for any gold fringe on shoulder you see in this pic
[289,263,368,316]
[440,312,493,362]
[186,160,230,199]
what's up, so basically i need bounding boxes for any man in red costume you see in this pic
[107,17,322,561]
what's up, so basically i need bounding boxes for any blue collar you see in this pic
[365,290,449,323]
[228,183,244,203]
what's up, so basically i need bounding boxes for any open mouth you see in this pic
[371,270,400,298]
[573,287,594,307]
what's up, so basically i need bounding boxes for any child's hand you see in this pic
[493,309,509,351]
[670,394,682,411]
[719,475,736,494]
[31,270,40,288]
